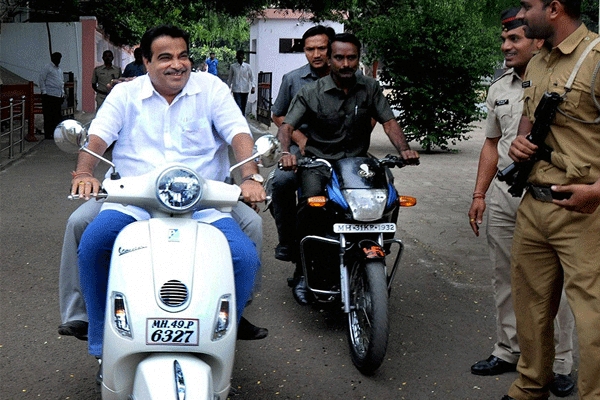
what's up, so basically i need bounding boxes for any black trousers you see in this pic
[41,94,63,138]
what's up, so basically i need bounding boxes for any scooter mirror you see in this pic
[255,134,281,168]
[54,119,89,154]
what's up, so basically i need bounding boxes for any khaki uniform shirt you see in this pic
[523,24,600,186]
[486,68,524,170]
[92,65,122,94]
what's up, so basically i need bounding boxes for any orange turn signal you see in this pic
[307,196,327,207]
[398,195,417,207]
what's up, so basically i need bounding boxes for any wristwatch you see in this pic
[242,173,264,184]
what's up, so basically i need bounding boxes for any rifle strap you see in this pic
[560,36,600,124]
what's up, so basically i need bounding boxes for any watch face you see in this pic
[251,174,264,183]
[244,173,264,183]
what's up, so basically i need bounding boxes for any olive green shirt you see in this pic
[523,24,600,186]
[284,73,395,160]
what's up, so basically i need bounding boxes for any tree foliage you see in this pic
[360,0,498,151]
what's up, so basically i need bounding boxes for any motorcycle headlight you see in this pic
[156,167,203,212]
[343,189,388,221]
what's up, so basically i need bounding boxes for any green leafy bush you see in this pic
[361,0,498,151]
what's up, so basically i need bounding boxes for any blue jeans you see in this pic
[78,210,259,357]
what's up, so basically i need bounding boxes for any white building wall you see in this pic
[0,22,83,101]
[249,16,343,117]
[0,21,127,110]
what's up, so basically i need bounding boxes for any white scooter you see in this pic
[55,120,281,400]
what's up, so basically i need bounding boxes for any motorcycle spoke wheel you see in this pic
[347,260,389,375]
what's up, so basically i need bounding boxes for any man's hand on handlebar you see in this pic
[240,180,266,204]
[279,152,297,171]
[400,149,420,165]
[71,175,101,200]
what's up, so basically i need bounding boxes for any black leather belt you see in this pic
[528,184,572,202]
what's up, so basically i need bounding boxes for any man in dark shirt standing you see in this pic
[278,33,419,303]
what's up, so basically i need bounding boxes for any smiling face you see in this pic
[501,26,540,77]
[144,35,191,104]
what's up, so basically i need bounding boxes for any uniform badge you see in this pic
[522,80,532,88]
[495,99,509,106]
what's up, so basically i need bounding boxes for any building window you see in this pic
[279,38,303,53]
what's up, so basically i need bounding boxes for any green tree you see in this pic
[360,0,498,151]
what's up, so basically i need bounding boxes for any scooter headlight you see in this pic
[343,189,388,221]
[156,167,203,212]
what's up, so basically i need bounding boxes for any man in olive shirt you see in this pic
[278,33,419,303]
[502,0,600,399]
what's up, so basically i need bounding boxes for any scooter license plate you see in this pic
[333,223,396,233]
[146,318,199,346]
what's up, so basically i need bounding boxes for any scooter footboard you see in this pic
[128,353,228,400]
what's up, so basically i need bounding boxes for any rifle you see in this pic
[496,91,563,197]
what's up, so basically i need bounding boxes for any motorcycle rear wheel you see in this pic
[346,260,389,375]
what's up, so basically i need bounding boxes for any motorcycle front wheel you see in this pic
[346,260,389,375]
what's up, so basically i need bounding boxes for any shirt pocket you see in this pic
[554,89,581,127]
[522,85,536,120]
[177,118,214,155]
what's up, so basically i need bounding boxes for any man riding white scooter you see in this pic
[70,25,267,376]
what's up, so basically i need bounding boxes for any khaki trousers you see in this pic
[486,180,573,374]
[508,193,600,399]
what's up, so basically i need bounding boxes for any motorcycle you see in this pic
[293,154,417,375]
[54,119,280,400]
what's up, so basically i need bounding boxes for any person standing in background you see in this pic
[227,50,255,115]
[122,47,146,78]
[39,52,64,139]
[91,50,122,110]
[206,52,218,76]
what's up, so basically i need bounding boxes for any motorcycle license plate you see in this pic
[333,223,396,233]
[146,318,199,346]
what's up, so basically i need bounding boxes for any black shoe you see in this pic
[471,355,517,376]
[500,396,515,400]
[275,244,293,262]
[58,320,88,341]
[292,276,311,306]
[237,317,268,340]
[549,373,575,397]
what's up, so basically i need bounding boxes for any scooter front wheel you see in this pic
[346,260,389,375]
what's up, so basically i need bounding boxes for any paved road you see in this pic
[0,120,578,399]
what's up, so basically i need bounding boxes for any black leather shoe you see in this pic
[292,276,311,306]
[471,355,517,376]
[58,320,88,341]
[549,373,575,397]
[275,244,293,262]
[237,317,268,340]
[500,396,515,400]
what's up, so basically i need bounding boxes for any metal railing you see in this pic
[0,96,27,161]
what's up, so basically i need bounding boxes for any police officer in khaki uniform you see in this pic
[502,1,600,399]
[468,9,575,397]
[91,50,122,110]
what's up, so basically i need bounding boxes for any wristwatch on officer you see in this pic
[242,173,264,184]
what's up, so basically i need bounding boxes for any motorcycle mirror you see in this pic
[54,119,89,154]
[255,134,281,168]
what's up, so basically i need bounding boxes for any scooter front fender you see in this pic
[123,353,224,400]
